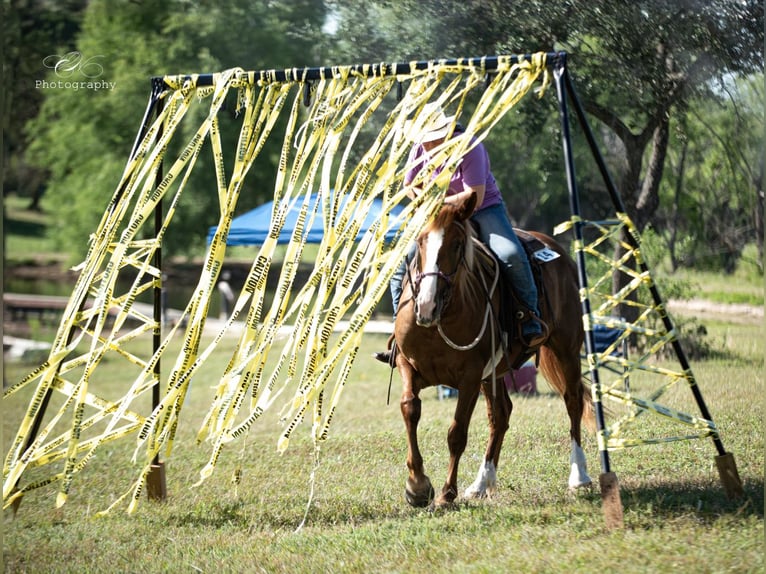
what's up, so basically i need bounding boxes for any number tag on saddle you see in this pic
[532,247,561,263]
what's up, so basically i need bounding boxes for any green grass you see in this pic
[4,195,64,264]
[664,267,764,307]
[4,192,764,572]
[3,316,763,573]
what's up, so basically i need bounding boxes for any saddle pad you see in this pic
[515,228,561,263]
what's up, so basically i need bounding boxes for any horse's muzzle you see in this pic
[415,315,436,328]
[414,300,440,328]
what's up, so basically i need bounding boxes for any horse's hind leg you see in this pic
[540,345,593,489]
[465,380,512,499]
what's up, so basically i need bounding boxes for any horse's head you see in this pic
[412,193,477,327]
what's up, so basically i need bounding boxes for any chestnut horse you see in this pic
[392,194,594,508]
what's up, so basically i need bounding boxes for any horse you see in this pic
[391,193,594,508]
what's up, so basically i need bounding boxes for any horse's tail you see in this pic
[538,346,596,434]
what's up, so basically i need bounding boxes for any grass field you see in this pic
[3,193,765,572]
[3,311,763,573]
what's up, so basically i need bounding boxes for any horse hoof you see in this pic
[567,480,594,496]
[464,485,486,500]
[405,485,434,508]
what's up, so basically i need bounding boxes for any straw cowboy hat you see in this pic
[405,103,457,143]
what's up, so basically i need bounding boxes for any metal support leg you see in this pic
[562,61,742,501]
[554,54,623,528]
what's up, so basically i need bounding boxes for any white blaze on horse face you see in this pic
[568,439,592,489]
[416,228,444,324]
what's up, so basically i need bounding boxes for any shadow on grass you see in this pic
[164,478,763,532]
[6,216,46,238]
[621,477,764,522]
[166,496,410,531]
[167,500,253,529]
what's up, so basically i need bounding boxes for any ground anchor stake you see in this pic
[600,471,624,529]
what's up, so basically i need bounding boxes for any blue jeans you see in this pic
[389,202,540,331]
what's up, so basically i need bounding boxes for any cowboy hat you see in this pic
[403,103,456,143]
[419,104,456,143]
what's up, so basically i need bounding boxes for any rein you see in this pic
[408,219,507,398]
[436,240,499,351]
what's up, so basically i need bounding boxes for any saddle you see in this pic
[492,229,558,369]
[376,229,558,371]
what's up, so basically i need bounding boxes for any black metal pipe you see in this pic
[151,96,165,467]
[153,53,560,88]
[10,80,168,513]
[129,78,165,161]
[553,55,612,474]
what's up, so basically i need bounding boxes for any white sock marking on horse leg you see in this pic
[416,229,444,321]
[568,439,592,489]
[464,460,497,499]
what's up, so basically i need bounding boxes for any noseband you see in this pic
[413,268,457,291]
[409,220,500,353]
[409,222,468,300]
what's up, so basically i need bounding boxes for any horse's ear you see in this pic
[455,192,478,221]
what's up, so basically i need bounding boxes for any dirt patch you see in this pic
[668,299,763,323]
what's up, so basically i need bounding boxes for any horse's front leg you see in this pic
[437,384,481,507]
[464,379,513,499]
[398,360,434,507]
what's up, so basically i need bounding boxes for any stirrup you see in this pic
[521,330,546,351]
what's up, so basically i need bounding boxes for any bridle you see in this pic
[409,221,500,351]
[413,266,459,293]
[408,222,467,308]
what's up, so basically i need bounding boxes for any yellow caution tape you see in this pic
[9,54,712,511]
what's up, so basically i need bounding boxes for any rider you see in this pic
[382,104,547,355]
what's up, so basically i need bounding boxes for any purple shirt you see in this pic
[403,135,503,211]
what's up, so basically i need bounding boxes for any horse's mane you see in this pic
[425,204,495,311]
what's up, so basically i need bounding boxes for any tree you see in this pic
[325,1,583,230]
[657,75,764,273]
[326,0,764,321]
[3,0,88,209]
[327,0,764,224]
[24,0,328,260]
[562,1,762,230]
[557,1,763,313]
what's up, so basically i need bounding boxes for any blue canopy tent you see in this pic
[207,193,407,246]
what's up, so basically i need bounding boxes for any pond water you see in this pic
[5,273,265,320]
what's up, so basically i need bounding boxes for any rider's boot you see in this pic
[520,310,548,352]
[373,335,397,367]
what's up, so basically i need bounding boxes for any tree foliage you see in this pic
[658,76,764,273]
[327,0,764,276]
[22,0,327,259]
[3,0,88,207]
[10,0,764,275]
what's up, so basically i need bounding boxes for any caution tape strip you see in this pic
[5,55,554,512]
[560,211,721,450]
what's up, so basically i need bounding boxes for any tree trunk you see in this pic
[668,139,688,272]
[612,115,670,324]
